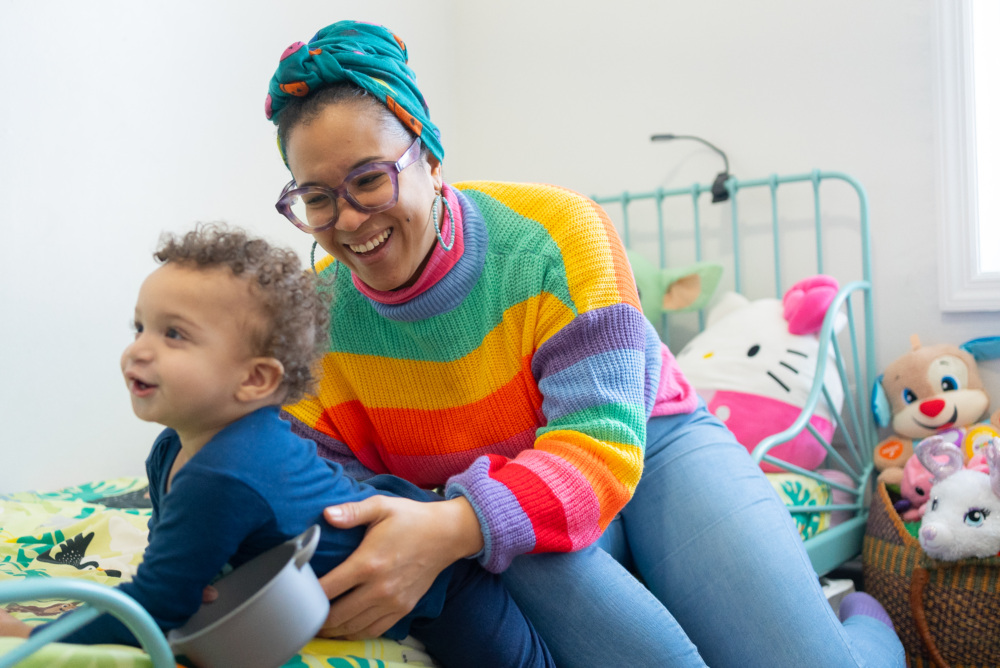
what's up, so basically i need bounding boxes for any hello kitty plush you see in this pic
[676,276,844,472]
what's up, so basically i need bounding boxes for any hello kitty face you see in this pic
[676,292,844,420]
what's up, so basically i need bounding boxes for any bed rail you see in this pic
[0,579,174,668]
[593,170,876,575]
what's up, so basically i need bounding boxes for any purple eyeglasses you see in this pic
[275,137,422,232]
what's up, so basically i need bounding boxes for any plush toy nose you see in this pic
[919,399,945,417]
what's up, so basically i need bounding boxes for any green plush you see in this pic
[627,251,723,334]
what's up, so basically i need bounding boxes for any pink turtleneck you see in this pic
[352,184,464,304]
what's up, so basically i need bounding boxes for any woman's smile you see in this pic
[347,227,393,255]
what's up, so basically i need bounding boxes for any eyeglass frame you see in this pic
[275,136,423,233]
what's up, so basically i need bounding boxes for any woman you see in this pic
[264,21,904,667]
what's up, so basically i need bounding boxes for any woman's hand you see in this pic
[318,494,484,639]
[0,609,31,638]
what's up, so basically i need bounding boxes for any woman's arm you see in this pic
[441,182,654,572]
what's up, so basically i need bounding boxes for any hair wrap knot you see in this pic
[266,21,443,164]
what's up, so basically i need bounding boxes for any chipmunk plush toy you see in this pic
[872,335,1000,519]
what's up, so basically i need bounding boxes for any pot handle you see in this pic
[293,525,321,569]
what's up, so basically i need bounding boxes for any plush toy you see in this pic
[871,335,1000,486]
[915,435,1000,561]
[627,252,723,336]
[894,440,991,522]
[676,275,844,472]
[896,454,935,521]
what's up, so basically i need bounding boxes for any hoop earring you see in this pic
[432,192,456,252]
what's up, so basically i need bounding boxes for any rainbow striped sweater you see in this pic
[284,181,695,572]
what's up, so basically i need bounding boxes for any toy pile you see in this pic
[871,334,1000,561]
[863,334,1000,666]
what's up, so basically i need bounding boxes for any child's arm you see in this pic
[36,468,271,647]
[0,609,31,638]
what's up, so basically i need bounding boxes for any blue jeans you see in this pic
[502,403,905,667]
[409,558,554,668]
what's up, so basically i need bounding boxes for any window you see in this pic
[937,0,1000,311]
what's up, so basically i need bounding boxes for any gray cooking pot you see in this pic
[167,525,328,668]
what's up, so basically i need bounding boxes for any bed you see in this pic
[0,478,439,667]
[593,169,877,577]
[0,169,877,667]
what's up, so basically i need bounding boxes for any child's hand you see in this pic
[0,609,31,638]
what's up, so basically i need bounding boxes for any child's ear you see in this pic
[236,358,285,403]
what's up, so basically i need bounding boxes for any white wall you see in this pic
[0,1,455,492]
[2,0,997,493]
[443,0,1000,414]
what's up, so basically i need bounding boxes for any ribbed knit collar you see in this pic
[355,186,487,322]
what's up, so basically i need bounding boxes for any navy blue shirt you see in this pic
[50,406,449,646]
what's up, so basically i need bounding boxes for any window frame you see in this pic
[936,0,1000,312]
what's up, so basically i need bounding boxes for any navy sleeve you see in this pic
[50,467,273,647]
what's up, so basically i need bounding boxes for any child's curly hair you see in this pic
[154,223,330,404]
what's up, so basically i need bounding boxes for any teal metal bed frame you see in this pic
[0,170,876,667]
[593,169,877,578]
[0,579,174,667]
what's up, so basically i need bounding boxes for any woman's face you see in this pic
[284,101,442,292]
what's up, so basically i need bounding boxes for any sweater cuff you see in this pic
[444,455,536,573]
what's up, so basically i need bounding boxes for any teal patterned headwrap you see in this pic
[265,21,444,165]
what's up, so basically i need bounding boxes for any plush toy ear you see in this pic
[627,253,724,333]
[782,275,839,335]
[660,262,724,313]
[871,375,892,428]
[915,435,964,482]
[987,437,1000,498]
[960,336,1000,362]
[705,292,750,328]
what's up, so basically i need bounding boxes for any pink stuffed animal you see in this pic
[896,455,934,521]
[895,438,991,522]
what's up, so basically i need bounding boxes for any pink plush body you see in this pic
[704,390,833,473]
[899,455,934,521]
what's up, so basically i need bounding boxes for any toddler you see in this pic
[0,224,552,668]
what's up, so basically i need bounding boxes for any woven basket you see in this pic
[862,481,1000,667]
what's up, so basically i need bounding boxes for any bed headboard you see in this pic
[594,170,877,576]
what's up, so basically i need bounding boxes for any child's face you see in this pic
[121,263,261,436]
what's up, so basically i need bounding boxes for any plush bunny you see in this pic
[915,436,1000,561]
[872,335,999,485]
